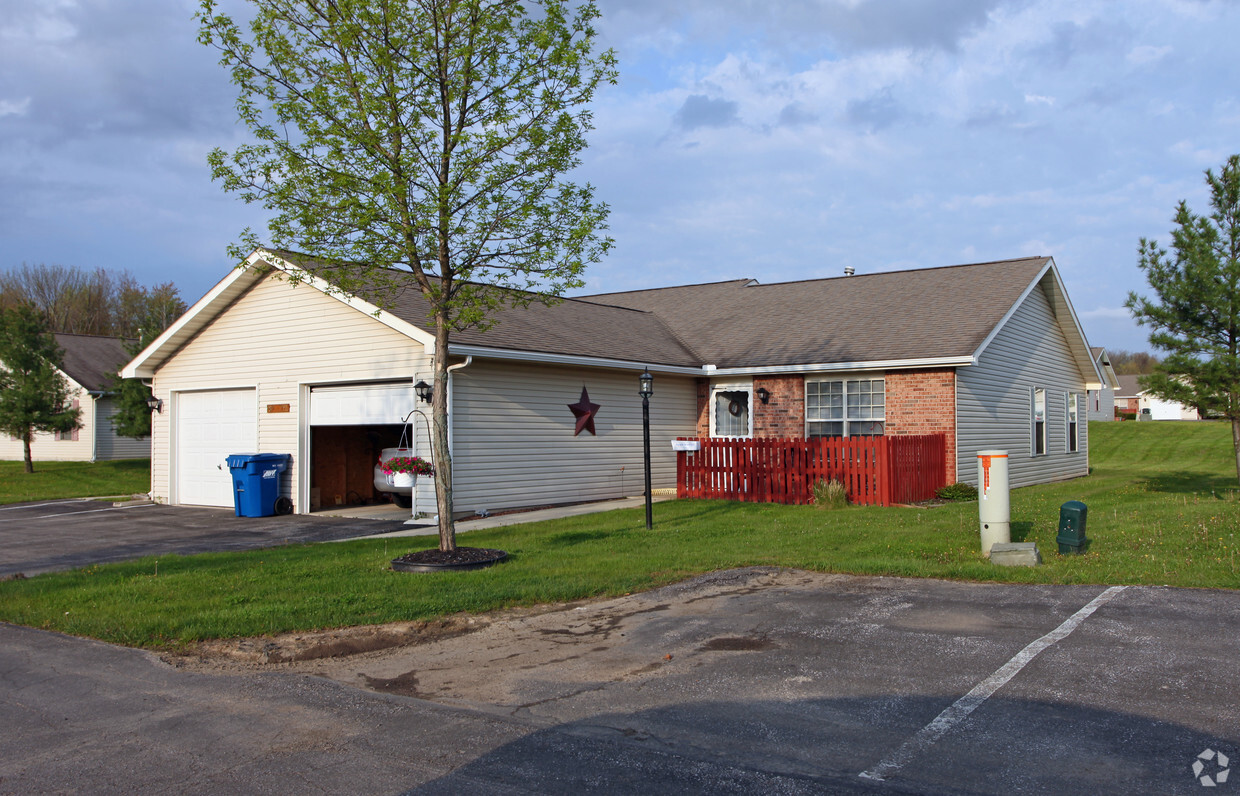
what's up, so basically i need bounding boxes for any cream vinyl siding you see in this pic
[95,397,151,460]
[0,382,95,462]
[149,274,428,508]
[450,361,697,513]
[956,279,1090,489]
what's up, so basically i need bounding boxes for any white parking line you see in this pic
[859,585,1128,783]
[0,498,95,513]
[18,503,161,520]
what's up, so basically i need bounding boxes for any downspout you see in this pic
[445,356,473,462]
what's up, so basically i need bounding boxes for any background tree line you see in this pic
[0,263,186,339]
[0,264,189,464]
[1106,349,1162,375]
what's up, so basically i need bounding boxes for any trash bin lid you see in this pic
[226,452,290,469]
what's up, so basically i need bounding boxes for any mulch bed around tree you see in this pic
[391,547,508,573]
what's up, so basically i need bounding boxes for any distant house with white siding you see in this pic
[1,334,151,462]
[1115,374,1200,420]
[1088,347,1121,421]
[122,252,1100,514]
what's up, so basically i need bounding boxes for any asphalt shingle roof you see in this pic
[54,334,134,391]
[271,252,1052,369]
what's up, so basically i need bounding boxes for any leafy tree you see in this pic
[0,305,82,473]
[198,0,616,551]
[1127,154,1240,485]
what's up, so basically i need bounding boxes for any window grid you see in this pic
[806,378,885,437]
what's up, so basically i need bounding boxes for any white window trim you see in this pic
[1066,392,1079,453]
[804,377,886,438]
[709,381,754,439]
[1031,387,1047,457]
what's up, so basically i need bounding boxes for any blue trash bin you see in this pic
[225,453,291,517]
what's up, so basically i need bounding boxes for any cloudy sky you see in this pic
[2,0,1238,353]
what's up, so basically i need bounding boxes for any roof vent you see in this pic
[844,266,855,276]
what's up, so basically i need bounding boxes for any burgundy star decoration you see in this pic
[568,387,601,436]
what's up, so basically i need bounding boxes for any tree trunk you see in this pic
[22,433,33,474]
[1233,416,1240,489]
[432,313,457,552]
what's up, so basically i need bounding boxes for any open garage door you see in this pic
[309,383,419,510]
[176,388,257,507]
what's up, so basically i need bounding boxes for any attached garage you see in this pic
[175,388,257,507]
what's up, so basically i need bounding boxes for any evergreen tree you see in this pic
[0,305,82,473]
[1127,154,1240,485]
[199,0,616,552]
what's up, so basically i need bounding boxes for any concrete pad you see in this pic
[988,541,1042,566]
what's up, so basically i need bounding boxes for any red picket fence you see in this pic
[675,435,947,507]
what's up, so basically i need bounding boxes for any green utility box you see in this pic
[1057,500,1089,554]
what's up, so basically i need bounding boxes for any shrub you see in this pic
[812,478,848,509]
[936,482,978,501]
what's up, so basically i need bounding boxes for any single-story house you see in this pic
[1,333,151,462]
[1087,347,1120,421]
[122,251,1101,515]
[1115,374,1200,420]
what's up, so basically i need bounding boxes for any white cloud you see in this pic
[0,97,31,117]
[1127,43,1172,65]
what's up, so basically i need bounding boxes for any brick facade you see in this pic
[883,368,957,482]
[752,376,805,438]
[696,370,957,483]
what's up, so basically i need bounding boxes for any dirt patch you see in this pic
[698,635,776,652]
[163,603,575,670]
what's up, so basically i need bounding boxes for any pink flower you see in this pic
[380,456,433,476]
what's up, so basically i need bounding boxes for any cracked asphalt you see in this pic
[3,567,1239,794]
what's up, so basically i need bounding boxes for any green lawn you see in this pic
[0,459,151,505]
[0,423,1236,648]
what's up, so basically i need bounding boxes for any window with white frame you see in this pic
[806,378,885,437]
[1031,387,1046,455]
[1067,392,1079,452]
[711,387,752,438]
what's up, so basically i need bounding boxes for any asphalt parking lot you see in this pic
[2,568,1237,794]
[0,499,412,578]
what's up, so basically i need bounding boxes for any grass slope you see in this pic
[0,459,150,505]
[0,423,1236,647]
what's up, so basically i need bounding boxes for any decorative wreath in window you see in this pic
[728,399,745,417]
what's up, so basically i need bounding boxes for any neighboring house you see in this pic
[122,252,1101,514]
[1087,347,1121,421]
[0,334,151,462]
[1115,374,1201,420]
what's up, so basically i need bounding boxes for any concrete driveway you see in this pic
[2,568,1237,794]
[0,499,414,578]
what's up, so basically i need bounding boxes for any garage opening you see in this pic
[308,383,421,512]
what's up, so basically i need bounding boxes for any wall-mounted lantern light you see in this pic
[756,387,771,404]
[415,379,433,404]
[147,397,163,414]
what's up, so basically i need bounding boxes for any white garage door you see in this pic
[176,389,258,507]
[310,383,417,425]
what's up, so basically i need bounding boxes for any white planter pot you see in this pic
[391,472,416,488]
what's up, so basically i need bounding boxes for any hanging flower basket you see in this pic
[379,456,433,476]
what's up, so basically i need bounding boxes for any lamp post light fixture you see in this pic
[639,368,653,529]
[414,379,433,404]
[146,397,163,414]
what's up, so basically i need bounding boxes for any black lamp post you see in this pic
[639,368,653,529]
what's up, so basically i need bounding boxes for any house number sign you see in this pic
[267,404,291,414]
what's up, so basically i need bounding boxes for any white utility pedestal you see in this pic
[977,449,1010,555]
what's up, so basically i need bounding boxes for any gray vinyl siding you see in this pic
[1087,386,1114,421]
[450,360,697,513]
[956,280,1090,489]
[94,397,151,461]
